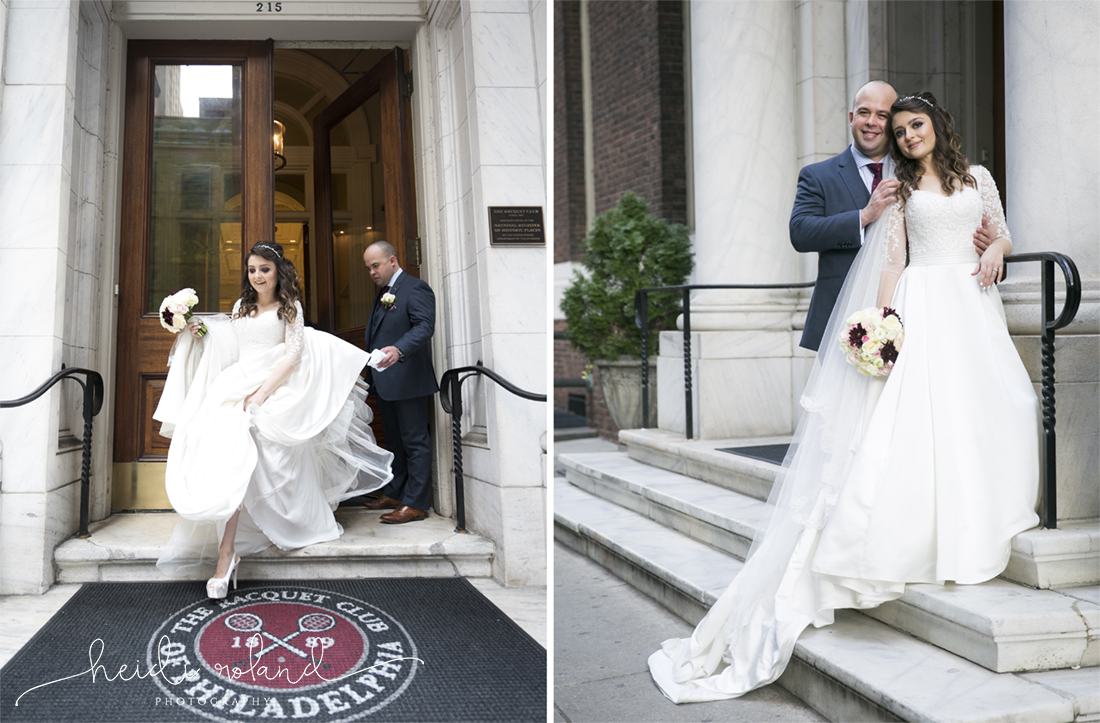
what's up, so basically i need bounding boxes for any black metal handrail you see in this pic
[634,282,816,439]
[1,367,105,538]
[634,253,1081,530]
[1004,251,1082,528]
[439,363,546,533]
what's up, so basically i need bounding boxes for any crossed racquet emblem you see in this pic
[224,612,336,661]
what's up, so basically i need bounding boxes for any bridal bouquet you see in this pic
[839,307,904,377]
[159,288,207,337]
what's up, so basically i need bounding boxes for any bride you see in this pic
[154,241,394,599]
[648,92,1040,702]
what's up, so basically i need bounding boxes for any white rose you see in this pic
[381,292,396,305]
[881,315,902,334]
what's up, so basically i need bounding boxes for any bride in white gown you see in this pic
[153,241,394,598]
[649,92,1040,702]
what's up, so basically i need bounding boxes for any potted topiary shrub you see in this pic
[561,192,694,430]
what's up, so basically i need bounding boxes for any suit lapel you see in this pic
[370,273,406,338]
[837,146,871,209]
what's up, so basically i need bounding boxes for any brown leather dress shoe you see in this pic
[362,495,400,511]
[379,506,427,524]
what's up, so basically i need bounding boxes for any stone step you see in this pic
[619,428,1100,588]
[54,509,495,583]
[556,458,1098,673]
[555,481,1092,723]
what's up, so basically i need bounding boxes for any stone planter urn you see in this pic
[595,357,658,431]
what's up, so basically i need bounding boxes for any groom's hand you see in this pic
[860,178,899,227]
[376,346,401,369]
[973,217,994,253]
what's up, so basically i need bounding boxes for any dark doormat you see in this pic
[716,443,790,465]
[1,578,544,723]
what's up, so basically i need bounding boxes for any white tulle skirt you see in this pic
[153,316,394,575]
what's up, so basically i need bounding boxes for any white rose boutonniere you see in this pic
[380,292,397,310]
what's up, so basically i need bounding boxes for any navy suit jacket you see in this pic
[364,271,439,401]
[789,146,870,351]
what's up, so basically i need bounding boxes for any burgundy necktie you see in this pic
[868,163,883,192]
[375,285,390,310]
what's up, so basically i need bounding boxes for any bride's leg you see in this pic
[215,509,242,576]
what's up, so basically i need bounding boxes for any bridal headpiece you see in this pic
[900,94,934,110]
[255,243,282,258]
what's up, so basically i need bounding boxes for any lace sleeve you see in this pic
[877,200,906,308]
[232,299,241,318]
[975,165,1011,245]
[284,301,304,367]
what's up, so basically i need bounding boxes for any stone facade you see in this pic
[556,0,1098,523]
[0,0,548,594]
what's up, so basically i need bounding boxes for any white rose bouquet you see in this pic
[159,288,208,337]
[839,306,904,377]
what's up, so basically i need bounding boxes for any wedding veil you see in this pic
[655,197,900,700]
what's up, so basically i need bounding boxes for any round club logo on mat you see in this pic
[146,586,419,722]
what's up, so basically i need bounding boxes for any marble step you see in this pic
[554,482,1091,723]
[556,459,1098,673]
[619,427,1100,589]
[54,509,495,583]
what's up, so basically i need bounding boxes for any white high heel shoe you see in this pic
[207,555,240,599]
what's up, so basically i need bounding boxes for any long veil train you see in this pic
[648,206,897,702]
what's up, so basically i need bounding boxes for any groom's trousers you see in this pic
[375,393,433,511]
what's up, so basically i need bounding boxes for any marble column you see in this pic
[658,0,802,438]
[425,0,547,586]
[0,0,80,594]
[1002,0,1100,522]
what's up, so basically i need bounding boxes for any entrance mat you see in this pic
[716,444,790,465]
[1,578,544,723]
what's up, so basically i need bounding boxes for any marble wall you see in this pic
[0,0,113,595]
[1002,0,1100,522]
[658,0,802,437]
[425,0,547,586]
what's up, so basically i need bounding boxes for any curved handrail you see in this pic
[439,364,546,414]
[438,363,546,533]
[1005,251,1081,331]
[1,367,105,538]
[0,366,104,414]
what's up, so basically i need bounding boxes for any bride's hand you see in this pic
[972,244,1005,289]
[243,389,269,410]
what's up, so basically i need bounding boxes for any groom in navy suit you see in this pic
[790,80,900,351]
[361,240,439,523]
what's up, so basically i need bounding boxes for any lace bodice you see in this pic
[231,300,304,365]
[883,165,1008,266]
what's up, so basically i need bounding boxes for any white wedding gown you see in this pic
[154,300,394,574]
[649,165,1040,702]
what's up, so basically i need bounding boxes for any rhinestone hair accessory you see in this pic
[255,243,282,258]
[900,94,934,110]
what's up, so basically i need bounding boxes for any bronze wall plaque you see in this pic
[488,206,545,246]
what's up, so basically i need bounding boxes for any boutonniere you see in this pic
[380,292,397,310]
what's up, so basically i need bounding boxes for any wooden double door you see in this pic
[113,40,417,510]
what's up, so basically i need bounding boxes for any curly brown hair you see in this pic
[889,91,975,206]
[235,242,301,322]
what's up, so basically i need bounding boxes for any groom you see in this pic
[789,80,900,351]
[361,240,439,524]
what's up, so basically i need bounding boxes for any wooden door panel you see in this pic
[114,40,274,507]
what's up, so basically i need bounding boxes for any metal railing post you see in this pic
[1,367,104,539]
[439,364,546,535]
[638,290,650,429]
[1039,259,1058,529]
[683,288,693,440]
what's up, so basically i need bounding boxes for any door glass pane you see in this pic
[331,92,386,331]
[147,64,242,313]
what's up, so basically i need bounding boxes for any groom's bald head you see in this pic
[849,81,898,161]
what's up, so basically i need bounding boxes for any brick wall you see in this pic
[589,0,686,224]
[554,0,686,441]
[554,0,588,264]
